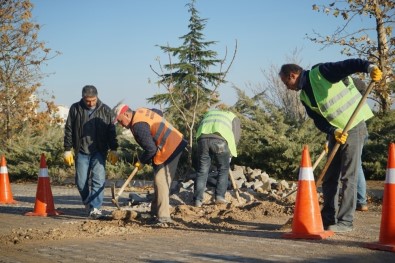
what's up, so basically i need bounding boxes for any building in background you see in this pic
[54,105,69,126]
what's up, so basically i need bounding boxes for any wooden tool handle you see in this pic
[115,167,139,199]
[229,169,242,204]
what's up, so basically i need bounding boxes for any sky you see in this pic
[30,0,376,109]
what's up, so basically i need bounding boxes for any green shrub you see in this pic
[3,107,393,184]
[363,110,395,180]
[1,125,65,182]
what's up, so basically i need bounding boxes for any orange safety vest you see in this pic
[132,108,184,165]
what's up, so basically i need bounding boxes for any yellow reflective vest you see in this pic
[196,110,238,157]
[300,67,373,130]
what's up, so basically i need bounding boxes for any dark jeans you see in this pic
[321,121,368,227]
[194,137,230,202]
[357,134,368,206]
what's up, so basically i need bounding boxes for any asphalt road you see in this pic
[0,182,394,263]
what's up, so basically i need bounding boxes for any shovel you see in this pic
[111,167,139,209]
[229,169,242,204]
[315,80,375,188]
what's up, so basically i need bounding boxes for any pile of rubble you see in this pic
[124,165,299,211]
[111,165,298,225]
[176,165,298,200]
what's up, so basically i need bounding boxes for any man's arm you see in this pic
[132,122,157,164]
[319,59,371,83]
[107,122,118,151]
[105,104,118,150]
[64,105,75,151]
[151,108,163,117]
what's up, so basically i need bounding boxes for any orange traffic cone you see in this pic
[365,143,395,252]
[283,145,334,239]
[25,153,62,216]
[0,155,17,204]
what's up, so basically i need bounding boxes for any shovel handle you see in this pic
[316,80,375,188]
[229,169,242,204]
[282,149,326,199]
[115,167,139,200]
[312,149,326,171]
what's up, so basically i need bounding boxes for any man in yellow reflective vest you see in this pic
[193,109,241,207]
[112,103,187,226]
[279,59,382,232]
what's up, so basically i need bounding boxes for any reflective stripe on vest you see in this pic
[132,108,183,165]
[196,110,238,157]
[154,119,174,150]
[300,69,373,129]
[200,115,233,130]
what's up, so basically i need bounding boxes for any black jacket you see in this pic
[64,99,118,155]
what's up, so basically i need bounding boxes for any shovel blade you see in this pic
[111,198,121,209]
[111,183,121,209]
[111,183,116,200]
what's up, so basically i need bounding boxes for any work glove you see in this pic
[324,141,329,154]
[334,129,348,144]
[63,151,74,166]
[134,161,144,171]
[107,150,118,165]
[368,65,382,82]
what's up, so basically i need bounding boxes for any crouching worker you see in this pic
[193,109,241,207]
[112,103,187,226]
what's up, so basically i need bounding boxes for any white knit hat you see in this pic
[112,102,129,124]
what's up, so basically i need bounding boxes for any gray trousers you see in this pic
[321,121,368,227]
[151,152,182,220]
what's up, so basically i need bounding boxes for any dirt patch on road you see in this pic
[0,189,295,246]
[0,181,383,246]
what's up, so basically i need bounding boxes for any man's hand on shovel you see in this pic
[334,129,348,145]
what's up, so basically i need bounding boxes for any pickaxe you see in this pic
[229,168,242,204]
[111,167,139,209]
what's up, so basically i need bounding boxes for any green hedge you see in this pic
[2,109,394,183]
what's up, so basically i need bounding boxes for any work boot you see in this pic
[215,197,228,205]
[89,208,103,219]
[150,217,175,228]
[356,204,368,211]
[328,222,353,233]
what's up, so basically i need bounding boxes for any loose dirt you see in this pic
[0,181,384,247]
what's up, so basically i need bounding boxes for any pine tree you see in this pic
[149,0,236,149]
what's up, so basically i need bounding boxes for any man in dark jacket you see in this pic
[64,85,118,219]
[279,59,382,232]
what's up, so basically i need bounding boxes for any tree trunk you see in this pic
[374,0,392,113]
